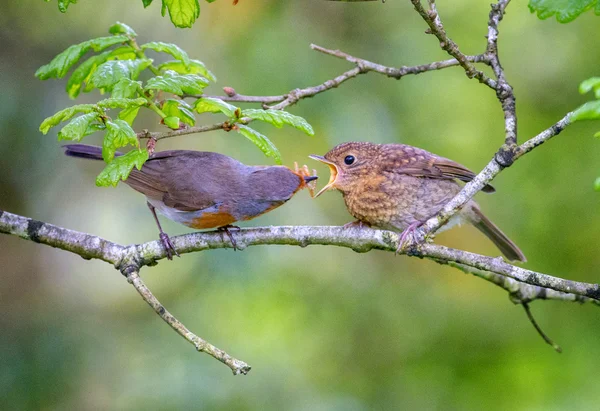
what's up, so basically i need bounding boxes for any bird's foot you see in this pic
[218,225,241,251]
[395,222,422,255]
[343,220,371,229]
[159,232,180,260]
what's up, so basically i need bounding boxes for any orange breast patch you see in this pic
[187,211,237,229]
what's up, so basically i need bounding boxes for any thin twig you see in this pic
[522,302,562,353]
[269,66,364,110]
[124,267,251,375]
[486,0,518,148]
[410,0,496,89]
[136,122,237,141]
[135,44,492,142]
[202,93,286,104]
[311,44,487,78]
[417,112,572,238]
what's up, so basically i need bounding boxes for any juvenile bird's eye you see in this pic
[344,155,355,165]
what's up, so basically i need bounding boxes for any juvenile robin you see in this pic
[309,142,526,262]
[64,144,317,259]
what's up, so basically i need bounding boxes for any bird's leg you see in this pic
[217,225,240,251]
[395,221,422,255]
[343,220,371,229]
[146,202,179,260]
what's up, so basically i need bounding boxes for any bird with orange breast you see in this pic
[64,144,317,259]
[310,142,526,262]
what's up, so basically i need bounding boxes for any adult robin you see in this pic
[64,144,317,259]
[309,142,526,262]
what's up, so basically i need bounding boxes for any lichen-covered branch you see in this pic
[2,210,598,302]
[444,261,598,307]
[0,209,124,265]
[0,210,249,375]
[485,0,517,147]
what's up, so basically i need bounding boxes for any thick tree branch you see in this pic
[445,261,598,307]
[2,210,597,302]
[418,243,599,300]
[3,208,598,366]
[0,210,249,375]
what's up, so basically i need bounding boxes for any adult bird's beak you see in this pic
[303,175,318,183]
[308,155,339,197]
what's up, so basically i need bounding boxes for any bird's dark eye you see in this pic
[344,155,355,165]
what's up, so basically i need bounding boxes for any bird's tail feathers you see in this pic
[63,144,123,160]
[469,205,527,263]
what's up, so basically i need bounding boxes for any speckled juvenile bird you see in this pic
[64,144,317,259]
[309,142,526,262]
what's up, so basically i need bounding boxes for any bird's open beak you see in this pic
[309,155,339,197]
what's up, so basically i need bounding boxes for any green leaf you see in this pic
[108,46,138,60]
[67,47,137,97]
[96,97,147,110]
[144,71,209,95]
[162,0,201,28]
[40,104,96,134]
[163,99,196,126]
[236,124,281,164]
[571,100,600,121]
[579,77,600,98]
[44,0,78,13]
[109,22,137,37]
[142,42,190,68]
[242,109,315,136]
[90,59,152,91]
[102,119,139,162]
[83,122,106,137]
[111,78,143,99]
[118,106,141,126]
[163,116,181,129]
[528,0,598,23]
[96,149,149,187]
[595,176,600,191]
[35,36,129,80]
[57,113,100,141]
[66,51,111,99]
[193,97,238,117]
[142,0,154,7]
[157,59,216,81]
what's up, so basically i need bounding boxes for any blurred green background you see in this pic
[1,0,599,409]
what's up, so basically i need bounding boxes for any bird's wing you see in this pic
[126,151,237,212]
[381,146,495,193]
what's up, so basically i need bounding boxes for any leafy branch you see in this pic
[36,22,314,186]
